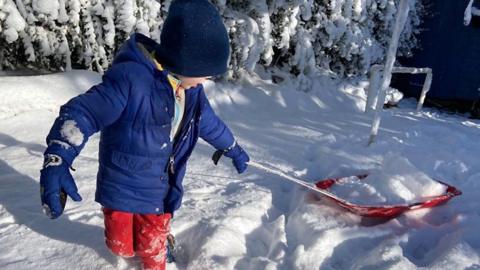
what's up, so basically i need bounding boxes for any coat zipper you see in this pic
[168,120,192,175]
[164,78,200,175]
[169,155,175,174]
[168,95,195,175]
[165,71,178,175]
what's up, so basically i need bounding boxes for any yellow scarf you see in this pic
[148,50,185,141]
[151,51,182,92]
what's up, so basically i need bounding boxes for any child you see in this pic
[39,0,250,269]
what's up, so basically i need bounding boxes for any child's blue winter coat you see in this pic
[45,33,235,215]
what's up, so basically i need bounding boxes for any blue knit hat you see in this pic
[156,0,230,77]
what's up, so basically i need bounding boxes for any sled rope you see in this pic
[247,161,349,204]
[186,172,244,181]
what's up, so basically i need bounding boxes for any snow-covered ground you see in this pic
[1,70,480,270]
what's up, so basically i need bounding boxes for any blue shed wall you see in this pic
[395,0,480,101]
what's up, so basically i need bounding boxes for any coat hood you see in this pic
[111,32,161,75]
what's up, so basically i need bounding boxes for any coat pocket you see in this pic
[111,150,153,172]
[132,122,172,154]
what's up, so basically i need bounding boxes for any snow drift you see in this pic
[1,70,480,269]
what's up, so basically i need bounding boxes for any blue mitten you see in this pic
[40,153,82,219]
[223,142,250,174]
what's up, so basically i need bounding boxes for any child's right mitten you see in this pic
[40,153,82,219]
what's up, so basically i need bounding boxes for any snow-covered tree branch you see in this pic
[0,0,424,81]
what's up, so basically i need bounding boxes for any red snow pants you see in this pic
[102,207,171,270]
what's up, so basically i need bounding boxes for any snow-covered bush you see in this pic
[210,0,425,84]
[0,0,164,72]
[0,0,424,81]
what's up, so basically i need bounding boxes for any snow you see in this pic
[49,139,72,150]
[2,1,424,77]
[32,0,59,18]
[473,7,480,16]
[0,71,100,118]
[385,86,404,105]
[465,0,474,26]
[1,0,26,43]
[60,120,84,147]
[1,70,480,270]
[328,153,447,205]
[116,0,137,34]
[464,0,480,25]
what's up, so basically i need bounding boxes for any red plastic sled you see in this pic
[314,175,462,218]
[243,161,462,219]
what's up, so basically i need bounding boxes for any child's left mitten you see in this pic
[223,142,250,174]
